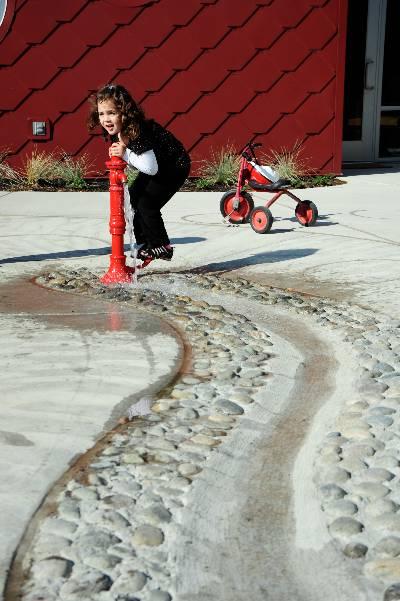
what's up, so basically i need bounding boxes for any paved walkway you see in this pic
[0,167,399,600]
[2,165,398,313]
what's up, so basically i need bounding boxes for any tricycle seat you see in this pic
[249,178,291,191]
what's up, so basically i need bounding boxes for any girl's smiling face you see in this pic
[98,99,122,136]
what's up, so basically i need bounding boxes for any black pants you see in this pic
[128,169,188,248]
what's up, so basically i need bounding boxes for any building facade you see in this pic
[0,0,398,175]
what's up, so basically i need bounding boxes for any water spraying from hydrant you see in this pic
[123,181,138,286]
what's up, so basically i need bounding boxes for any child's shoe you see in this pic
[139,245,173,261]
[136,246,149,261]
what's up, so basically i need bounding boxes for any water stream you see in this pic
[123,181,138,286]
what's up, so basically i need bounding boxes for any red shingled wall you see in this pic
[0,0,347,175]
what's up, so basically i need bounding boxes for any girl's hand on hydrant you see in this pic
[109,141,126,158]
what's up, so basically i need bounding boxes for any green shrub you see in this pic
[194,177,218,190]
[56,152,94,189]
[290,174,338,188]
[126,167,138,187]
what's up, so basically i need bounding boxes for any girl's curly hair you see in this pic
[87,84,145,141]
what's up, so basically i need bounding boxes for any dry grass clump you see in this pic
[195,144,241,190]
[193,141,311,190]
[0,147,10,168]
[262,140,309,184]
[0,148,14,179]
[0,148,97,189]
[0,148,26,188]
[23,148,58,187]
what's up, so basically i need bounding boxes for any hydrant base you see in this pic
[100,265,134,285]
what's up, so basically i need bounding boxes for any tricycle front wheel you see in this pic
[250,206,274,234]
[220,190,254,224]
[295,200,318,226]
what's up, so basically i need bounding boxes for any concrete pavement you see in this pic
[0,196,183,595]
[0,166,399,599]
[3,165,398,314]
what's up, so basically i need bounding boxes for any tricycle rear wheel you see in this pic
[220,190,254,224]
[295,200,318,226]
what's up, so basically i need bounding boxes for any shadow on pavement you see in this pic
[170,237,206,244]
[191,247,318,273]
[0,237,206,265]
[286,213,338,226]
[0,247,111,264]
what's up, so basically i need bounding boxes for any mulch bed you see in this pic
[0,176,345,193]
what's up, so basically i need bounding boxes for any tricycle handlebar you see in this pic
[240,141,262,161]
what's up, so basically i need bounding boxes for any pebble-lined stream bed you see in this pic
[7,268,400,601]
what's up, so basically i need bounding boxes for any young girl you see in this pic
[88,84,191,261]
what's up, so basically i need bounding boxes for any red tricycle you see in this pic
[220,141,318,233]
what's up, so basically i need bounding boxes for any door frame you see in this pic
[342,0,387,162]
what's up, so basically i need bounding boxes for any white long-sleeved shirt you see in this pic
[123,147,158,176]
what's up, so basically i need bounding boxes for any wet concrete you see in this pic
[0,275,182,599]
[223,269,360,305]
[0,277,163,334]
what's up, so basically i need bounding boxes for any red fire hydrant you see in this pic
[100,155,134,284]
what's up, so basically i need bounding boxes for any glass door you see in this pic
[378,0,400,159]
[342,0,386,162]
[343,0,400,162]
